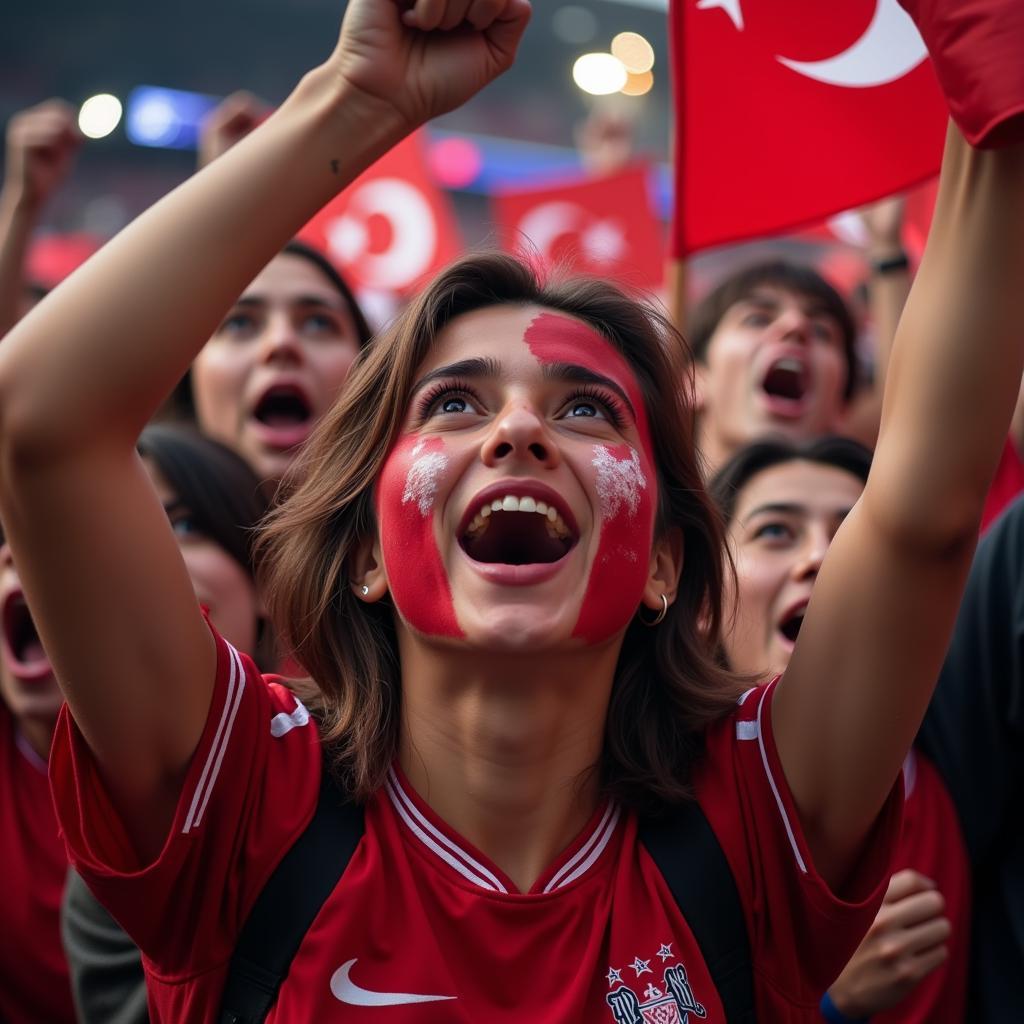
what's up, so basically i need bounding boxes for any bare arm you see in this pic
[0,100,81,336]
[773,124,1024,888]
[0,0,530,860]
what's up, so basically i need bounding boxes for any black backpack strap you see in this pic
[218,761,364,1024]
[640,800,756,1023]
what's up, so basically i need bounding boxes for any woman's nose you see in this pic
[258,315,303,365]
[480,402,560,469]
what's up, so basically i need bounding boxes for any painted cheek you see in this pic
[574,443,656,643]
[376,434,463,638]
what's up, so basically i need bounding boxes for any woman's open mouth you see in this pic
[248,383,314,449]
[457,485,580,580]
[1,590,53,681]
[776,600,808,647]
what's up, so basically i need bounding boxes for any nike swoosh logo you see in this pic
[330,959,457,1007]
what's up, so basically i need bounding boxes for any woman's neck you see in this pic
[397,641,620,893]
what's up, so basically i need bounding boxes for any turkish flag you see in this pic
[899,0,1024,148]
[299,131,463,295]
[494,165,664,290]
[671,0,948,255]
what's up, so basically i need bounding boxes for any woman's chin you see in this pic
[456,604,578,653]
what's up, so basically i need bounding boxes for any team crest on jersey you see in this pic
[605,944,707,1024]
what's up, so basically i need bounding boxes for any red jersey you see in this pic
[50,629,900,1023]
[869,750,971,1024]
[0,704,75,1023]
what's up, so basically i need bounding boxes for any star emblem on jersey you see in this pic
[330,959,456,1007]
[606,945,707,1024]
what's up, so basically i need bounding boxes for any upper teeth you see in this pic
[465,494,571,539]
[775,358,803,374]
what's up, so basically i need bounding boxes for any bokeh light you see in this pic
[620,70,655,97]
[611,32,655,74]
[78,94,122,139]
[572,53,629,96]
[428,136,484,190]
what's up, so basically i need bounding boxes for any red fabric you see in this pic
[899,0,1024,148]
[0,706,74,1023]
[981,437,1024,533]
[25,233,100,290]
[670,0,947,255]
[494,165,665,291]
[50,635,900,1022]
[871,750,970,1024]
[299,131,462,296]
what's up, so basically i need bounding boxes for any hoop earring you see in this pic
[641,593,669,627]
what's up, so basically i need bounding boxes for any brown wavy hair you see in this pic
[257,252,746,812]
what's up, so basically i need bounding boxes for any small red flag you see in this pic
[494,165,664,291]
[671,0,948,255]
[299,131,463,296]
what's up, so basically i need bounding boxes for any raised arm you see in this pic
[0,100,81,336]
[0,0,530,859]
[772,124,1024,888]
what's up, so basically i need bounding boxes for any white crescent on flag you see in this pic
[776,0,928,88]
[325,178,437,292]
[697,0,929,89]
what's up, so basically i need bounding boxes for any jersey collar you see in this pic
[385,764,621,896]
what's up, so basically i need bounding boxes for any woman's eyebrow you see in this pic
[742,501,804,524]
[411,357,502,395]
[541,362,636,419]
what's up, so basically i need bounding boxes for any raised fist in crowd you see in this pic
[1,99,82,213]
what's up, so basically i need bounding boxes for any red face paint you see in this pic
[376,433,463,638]
[524,313,657,643]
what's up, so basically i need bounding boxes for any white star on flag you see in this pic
[657,943,675,962]
[606,967,623,986]
[696,0,744,31]
[631,957,652,976]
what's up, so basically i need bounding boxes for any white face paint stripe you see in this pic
[385,776,505,892]
[592,444,647,519]
[183,644,244,834]
[543,803,622,893]
[755,685,807,874]
[401,439,449,516]
[543,801,616,892]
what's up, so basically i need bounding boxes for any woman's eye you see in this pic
[300,313,340,336]
[753,522,793,542]
[220,312,256,335]
[565,400,603,419]
[741,312,772,328]
[423,390,481,418]
[170,515,203,539]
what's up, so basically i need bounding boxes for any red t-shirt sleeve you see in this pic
[694,679,903,1011]
[48,623,322,979]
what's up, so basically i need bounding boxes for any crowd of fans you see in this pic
[1,1,1022,1022]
